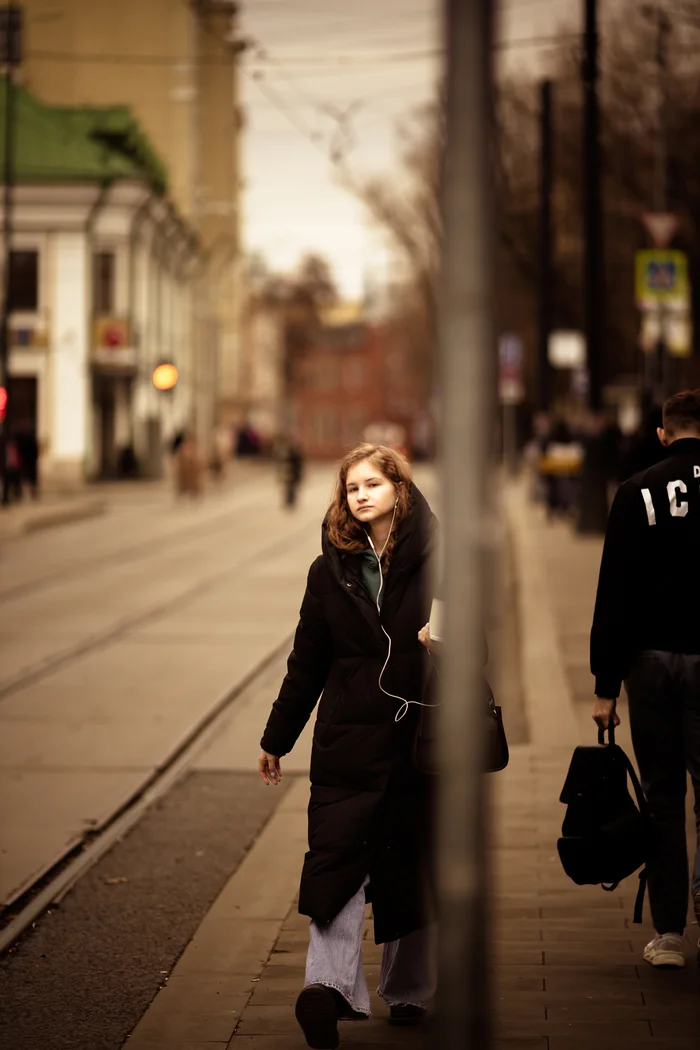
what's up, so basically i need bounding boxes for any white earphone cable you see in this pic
[366,499,442,723]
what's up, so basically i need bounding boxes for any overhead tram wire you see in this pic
[24,29,584,191]
[25,32,580,69]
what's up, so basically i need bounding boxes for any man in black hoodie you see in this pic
[591,389,700,969]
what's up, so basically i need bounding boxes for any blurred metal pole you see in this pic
[653,6,672,398]
[437,0,494,1047]
[576,0,609,534]
[582,0,602,415]
[0,37,15,505]
[538,80,554,414]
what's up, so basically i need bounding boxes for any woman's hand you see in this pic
[258,751,282,786]
[418,623,443,656]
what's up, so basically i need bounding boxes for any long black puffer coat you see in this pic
[261,484,437,944]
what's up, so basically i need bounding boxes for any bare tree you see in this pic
[256,252,339,396]
[337,12,700,409]
[335,104,443,404]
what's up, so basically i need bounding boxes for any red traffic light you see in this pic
[0,386,7,422]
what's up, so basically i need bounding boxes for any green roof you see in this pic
[0,77,168,194]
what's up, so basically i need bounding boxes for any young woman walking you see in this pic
[258,444,438,1049]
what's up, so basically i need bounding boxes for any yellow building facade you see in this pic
[20,0,243,441]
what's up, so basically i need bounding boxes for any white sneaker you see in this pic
[643,933,685,968]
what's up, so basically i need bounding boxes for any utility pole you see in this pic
[576,0,609,534]
[653,5,673,398]
[0,2,20,507]
[538,80,554,413]
[438,1,493,1048]
[583,0,602,415]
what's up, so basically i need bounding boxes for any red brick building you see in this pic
[290,318,420,460]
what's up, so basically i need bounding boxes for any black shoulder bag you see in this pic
[412,659,509,775]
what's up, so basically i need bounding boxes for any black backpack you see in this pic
[557,723,650,923]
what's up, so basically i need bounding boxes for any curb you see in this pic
[0,498,107,540]
[503,478,580,750]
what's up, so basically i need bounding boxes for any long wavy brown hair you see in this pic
[326,444,413,568]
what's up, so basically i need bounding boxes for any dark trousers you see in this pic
[625,651,700,935]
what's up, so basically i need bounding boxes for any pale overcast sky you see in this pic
[240,0,578,296]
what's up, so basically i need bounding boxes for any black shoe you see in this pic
[389,1003,427,1026]
[295,985,343,1049]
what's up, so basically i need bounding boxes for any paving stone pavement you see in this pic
[124,482,700,1050]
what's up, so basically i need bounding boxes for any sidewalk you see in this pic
[123,480,700,1050]
[0,459,266,541]
[0,492,107,540]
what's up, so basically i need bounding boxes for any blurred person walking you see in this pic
[16,424,40,500]
[539,418,582,518]
[174,428,204,500]
[258,444,438,1047]
[620,405,667,481]
[2,434,22,502]
[210,422,232,482]
[591,389,700,969]
[277,435,305,510]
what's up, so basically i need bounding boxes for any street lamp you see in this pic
[152,361,179,392]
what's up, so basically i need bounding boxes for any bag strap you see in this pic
[619,749,649,818]
[633,868,648,924]
[598,723,649,818]
[598,721,649,924]
[597,722,616,746]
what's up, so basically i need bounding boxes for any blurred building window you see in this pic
[325,323,365,350]
[343,410,368,447]
[313,410,338,449]
[318,358,339,391]
[93,251,116,314]
[344,358,365,391]
[9,250,39,311]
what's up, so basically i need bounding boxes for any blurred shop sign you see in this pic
[498,333,524,404]
[639,307,692,358]
[548,330,586,370]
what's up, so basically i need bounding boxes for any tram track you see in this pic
[0,514,313,702]
[0,473,274,605]
[0,638,292,955]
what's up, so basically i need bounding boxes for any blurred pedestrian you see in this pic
[277,435,304,509]
[540,418,582,518]
[258,444,438,1046]
[210,423,232,482]
[236,422,261,457]
[3,435,22,502]
[591,389,700,970]
[523,412,551,503]
[16,424,40,499]
[174,428,204,500]
[620,405,667,481]
[170,428,186,456]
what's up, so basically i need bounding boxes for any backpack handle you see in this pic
[597,721,616,747]
[597,721,648,817]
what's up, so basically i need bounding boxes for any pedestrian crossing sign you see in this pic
[635,250,689,307]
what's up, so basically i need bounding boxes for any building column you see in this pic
[49,232,90,487]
